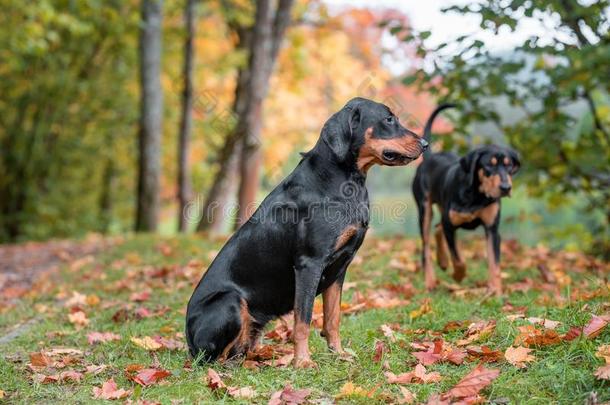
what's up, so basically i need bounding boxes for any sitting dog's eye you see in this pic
[385,116,395,125]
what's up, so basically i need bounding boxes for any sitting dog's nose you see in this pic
[419,138,429,150]
[500,183,512,195]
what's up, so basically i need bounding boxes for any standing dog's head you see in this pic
[320,97,428,173]
[460,145,521,198]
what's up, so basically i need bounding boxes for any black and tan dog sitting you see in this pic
[186,97,428,367]
[412,104,520,295]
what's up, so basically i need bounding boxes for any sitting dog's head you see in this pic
[460,145,521,198]
[320,97,428,173]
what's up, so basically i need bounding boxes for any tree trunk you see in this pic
[234,0,294,228]
[196,30,252,233]
[177,0,195,232]
[136,0,163,232]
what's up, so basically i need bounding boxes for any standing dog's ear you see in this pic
[321,105,361,161]
[508,148,521,174]
[459,149,482,188]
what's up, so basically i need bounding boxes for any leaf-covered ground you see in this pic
[0,234,608,404]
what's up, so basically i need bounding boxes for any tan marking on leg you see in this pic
[293,316,316,368]
[334,225,358,251]
[434,224,449,270]
[322,282,343,353]
[479,202,499,227]
[218,299,252,361]
[451,254,467,282]
[486,234,502,296]
[423,196,436,291]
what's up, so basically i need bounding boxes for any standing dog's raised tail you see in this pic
[422,103,457,158]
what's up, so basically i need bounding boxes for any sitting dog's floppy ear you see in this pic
[508,148,521,174]
[321,105,361,161]
[459,149,481,188]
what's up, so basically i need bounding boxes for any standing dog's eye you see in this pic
[385,116,395,125]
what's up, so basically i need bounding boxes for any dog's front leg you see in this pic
[321,273,345,353]
[293,256,323,368]
[485,226,502,295]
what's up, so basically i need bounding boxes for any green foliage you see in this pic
[395,0,610,256]
[0,0,140,241]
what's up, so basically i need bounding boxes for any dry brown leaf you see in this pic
[514,325,561,347]
[68,310,89,327]
[92,378,131,400]
[373,340,387,363]
[466,346,503,363]
[504,346,535,368]
[583,315,609,339]
[397,386,416,404]
[206,368,226,390]
[227,386,256,399]
[595,344,610,363]
[445,364,500,399]
[131,368,171,386]
[336,381,370,399]
[385,364,441,384]
[87,331,121,345]
[594,364,610,380]
[409,299,431,320]
[526,317,561,330]
[380,324,397,342]
[457,320,496,346]
[268,384,311,405]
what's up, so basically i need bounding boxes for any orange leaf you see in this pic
[504,346,535,368]
[446,364,500,399]
[87,332,121,345]
[206,368,226,390]
[268,384,310,405]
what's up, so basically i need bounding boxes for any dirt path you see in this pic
[0,236,114,305]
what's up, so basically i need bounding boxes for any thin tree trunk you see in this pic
[177,0,195,232]
[136,0,163,232]
[196,30,252,233]
[235,0,294,228]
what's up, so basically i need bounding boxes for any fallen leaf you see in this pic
[88,332,121,345]
[398,386,416,404]
[583,315,609,339]
[412,340,466,366]
[68,311,89,327]
[85,364,108,375]
[409,299,431,320]
[594,364,610,380]
[206,368,226,390]
[595,344,610,363]
[268,384,310,405]
[373,340,387,362]
[562,327,582,341]
[457,320,496,346]
[466,346,503,363]
[514,325,561,347]
[92,378,131,400]
[227,386,256,399]
[129,291,151,302]
[526,317,561,330]
[336,381,370,399]
[504,346,535,368]
[131,336,162,351]
[385,364,441,384]
[445,364,500,399]
[132,368,171,386]
[29,352,52,369]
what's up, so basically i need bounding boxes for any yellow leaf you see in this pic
[130,336,162,351]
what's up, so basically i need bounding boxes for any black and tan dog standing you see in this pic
[186,98,428,367]
[412,104,520,295]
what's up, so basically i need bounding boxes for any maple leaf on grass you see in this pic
[594,364,610,380]
[87,331,121,345]
[445,364,500,399]
[412,339,466,366]
[466,346,503,363]
[130,336,162,351]
[385,364,441,384]
[268,384,310,405]
[457,320,496,346]
[68,310,89,327]
[92,378,131,400]
[583,315,609,339]
[206,368,226,390]
[130,368,171,386]
[336,381,373,399]
[595,344,610,363]
[504,346,535,368]
[514,325,561,347]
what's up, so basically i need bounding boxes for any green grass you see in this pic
[0,234,608,404]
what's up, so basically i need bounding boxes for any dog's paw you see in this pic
[293,357,318,369]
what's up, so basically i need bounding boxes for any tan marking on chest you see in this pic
[449,202,499,227]
[335,225,359,250]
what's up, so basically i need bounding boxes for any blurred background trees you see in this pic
[0,0,608,256]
